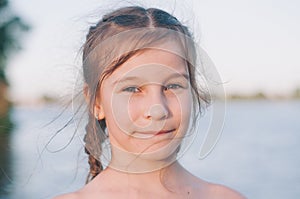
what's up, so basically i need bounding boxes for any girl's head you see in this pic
[81,6,209,182]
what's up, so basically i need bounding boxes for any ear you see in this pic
[94,100,105,120]
[84,83,105,120]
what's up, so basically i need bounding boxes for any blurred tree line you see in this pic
[0,0,29,134]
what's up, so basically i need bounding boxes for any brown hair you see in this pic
[82,6,210,183]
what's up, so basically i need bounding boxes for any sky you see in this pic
[6,0,300,101]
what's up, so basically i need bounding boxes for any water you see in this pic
[0,101,299,198]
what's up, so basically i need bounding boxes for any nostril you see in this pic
[145,104,168,120]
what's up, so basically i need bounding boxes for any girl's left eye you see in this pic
[164,84,183,90]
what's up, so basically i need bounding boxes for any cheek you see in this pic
[109,94,135,134]
[171,89,192,112]
[98,85,126,133]
[127,96,145,122]
[173,91,193,128]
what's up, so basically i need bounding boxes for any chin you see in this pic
[139,138,182,161]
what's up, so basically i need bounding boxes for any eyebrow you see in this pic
[166,73,189,81]
[113,72,189,85]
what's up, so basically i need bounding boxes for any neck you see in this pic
[105,160,187,190]
[107,144,179,173]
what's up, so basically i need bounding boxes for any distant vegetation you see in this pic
[227,92,267,100]
[0,0,29,134]
[292,88,300,99]
[226,88,300,101]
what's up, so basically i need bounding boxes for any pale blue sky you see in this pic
[7,0,300,101]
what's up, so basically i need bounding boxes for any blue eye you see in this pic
[123,86,140,93]
[164,84,183,90]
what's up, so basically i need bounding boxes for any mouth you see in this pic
[133,129,175,138]
[155,129,175,135]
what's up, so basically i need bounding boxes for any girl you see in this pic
[55,6,244,199]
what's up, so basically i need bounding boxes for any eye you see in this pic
[164,84,183,91]
[122,86,141,93]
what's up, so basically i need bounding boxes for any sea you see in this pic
[0,100,299,198]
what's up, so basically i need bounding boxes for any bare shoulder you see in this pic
[189,176,246,199]
[206,183,246,199]
[52,192,81,199]
[52,176,109,199]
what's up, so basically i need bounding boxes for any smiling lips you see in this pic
[135,129,175,136]
[155,129,175,135]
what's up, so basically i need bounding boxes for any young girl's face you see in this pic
[96,42,193,159]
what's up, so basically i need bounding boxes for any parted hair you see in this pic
[82,6,210,183]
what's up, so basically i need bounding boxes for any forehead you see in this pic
[106,48,188,84]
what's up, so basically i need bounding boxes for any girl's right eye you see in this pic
[122,86,140,93]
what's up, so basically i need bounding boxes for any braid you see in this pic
[85,147,102,183]
[84,113,107,183]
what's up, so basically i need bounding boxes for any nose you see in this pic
[143,87,169,120]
